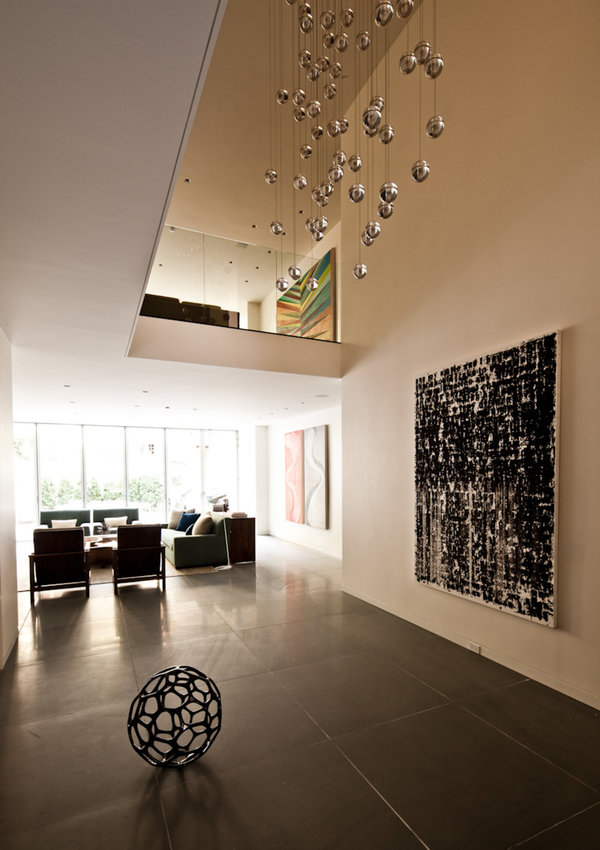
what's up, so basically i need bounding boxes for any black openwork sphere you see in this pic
[127,666,222,768]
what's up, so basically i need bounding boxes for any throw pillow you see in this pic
[105,516,128,527]
[191,514,213,535]
[168,508,196,529]
[176,512,200,532]
[51,518,77,528]
[168,510,183,530]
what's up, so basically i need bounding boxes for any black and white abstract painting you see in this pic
[415,333,559,626]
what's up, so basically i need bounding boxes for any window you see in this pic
[84,426,125,506]
[38,424,83,510]
[126,428,165,522]
[14,423,240,531]
[166,430,203,513]
[203,430,238,512]
[13,423,37,539]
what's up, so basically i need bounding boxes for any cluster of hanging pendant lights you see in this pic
[266,0,444,290]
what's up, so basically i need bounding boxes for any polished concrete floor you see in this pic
[1,537,599,849]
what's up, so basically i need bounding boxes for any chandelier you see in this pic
[265,0,444,289]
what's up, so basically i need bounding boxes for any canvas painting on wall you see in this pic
[284,430,304,523]
[304,425,329,529]
[415,332,559,626]
[276,248,335,341]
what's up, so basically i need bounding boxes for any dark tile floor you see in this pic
[1,537,598,849]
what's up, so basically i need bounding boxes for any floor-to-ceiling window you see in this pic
[84,425,126,508]
[13,424,239,541]
[126,427,166,523]
[13,423,37,540]
[166,429,203,514]
[203,430,238,510]
[38,424,83,511]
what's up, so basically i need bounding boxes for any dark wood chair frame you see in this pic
[112,526,166,595]
[29,528,90,604]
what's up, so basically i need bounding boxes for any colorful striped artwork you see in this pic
[277,248,335,341]
[284,430,304,523]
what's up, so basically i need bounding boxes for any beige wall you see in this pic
[341,0,600,706]
[0,326,18,666]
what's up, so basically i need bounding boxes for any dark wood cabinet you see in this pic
[228,517,255,563]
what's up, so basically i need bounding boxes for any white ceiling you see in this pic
[0,0,341,429]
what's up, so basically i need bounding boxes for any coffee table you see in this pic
[86,535,117,569]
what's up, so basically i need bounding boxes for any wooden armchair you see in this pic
[29,527,89,603]
[112,524,165,595]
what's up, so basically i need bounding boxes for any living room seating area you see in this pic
[161,510,231,569]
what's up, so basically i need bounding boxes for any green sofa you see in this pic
[91,507,139,532]
[161,513,231,569]
[38,509,93,535]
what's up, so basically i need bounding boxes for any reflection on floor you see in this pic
[1,536,599,849]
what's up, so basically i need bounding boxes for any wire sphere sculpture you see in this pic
[127,665,222,767]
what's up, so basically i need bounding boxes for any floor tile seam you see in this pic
[327,701,453,740]
[13,643,137,667]
[382,654,454,702]
[269,648,377,679]
[234,623,364,673]
[238,645,369,676]
[0,693,143,731]
[217,607,347,632]
[453,677,534,707]
[332,741,432,849]
[155,738,332,791]
[274,670,450,743]
[317,613,383,651]
[210,601,255,634]
[274,673,336,743]
[0,785,166,841]
[508,800,600,848]
[4,641,135,673]
[459,703,600,794]
[153,771,175,850]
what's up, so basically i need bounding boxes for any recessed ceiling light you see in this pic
[255,266,259,270]
[142,390,149,393]
[165,405,170,409]
[315,394,330,398]
[184,178,191,183]
[134,404,140,408]
[64,384,70,388]
[251,224,256,229]
[169,226,175,233]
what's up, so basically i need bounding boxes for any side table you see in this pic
[228,517,255,564]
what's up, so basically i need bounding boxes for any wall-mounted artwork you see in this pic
[284,430,304,523]
[304,425,329,529]
[415,333,559,626]
[276,248,336,341]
